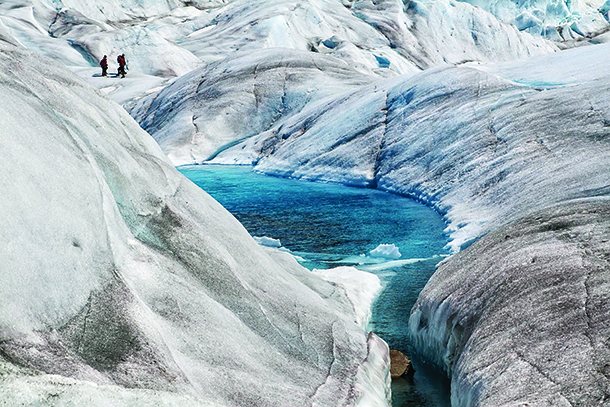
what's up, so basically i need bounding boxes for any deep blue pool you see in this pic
[179,164,451,407]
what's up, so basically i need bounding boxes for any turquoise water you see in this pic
[179,165,451,407]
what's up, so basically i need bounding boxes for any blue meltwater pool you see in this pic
[179,165,451,407]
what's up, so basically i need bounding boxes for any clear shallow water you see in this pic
[179,165,451,407]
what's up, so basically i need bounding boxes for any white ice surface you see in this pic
[0,360,222,407]
[369,244,402,260]
[452,0,610,39]
[0,40,390,407]
[253,236,282,248]
[313,266,382,328]
[2,0,604,404]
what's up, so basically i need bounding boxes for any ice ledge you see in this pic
[264,248,391,406]
[410,201,610,406]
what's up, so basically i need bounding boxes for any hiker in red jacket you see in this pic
[100,55,108,77]
[117,54,127,78]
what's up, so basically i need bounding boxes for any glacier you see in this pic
[0,38,390,406]
[213,43,610,250]
[210,41,610,405]
[129,0,556,164]
[2,0,610,405]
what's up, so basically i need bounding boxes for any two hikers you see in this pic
[99,53,128,78]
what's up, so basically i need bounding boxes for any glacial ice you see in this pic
[215,42,610,251]
[369,244,402,260]
[313,266,383,328]
[0,40,389,406]
[130,48,376,165]
[130,0,556,164]
[208,41,610,405]
[454,0,610,39]
[410,202,610,406]
[3,0,610,404]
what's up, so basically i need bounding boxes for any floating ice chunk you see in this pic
[369,244,401,260]
[253,236,281,248]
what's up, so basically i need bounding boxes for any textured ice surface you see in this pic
[454,0,610,39]
[210,42,610,405]
[129,0,555,163]
[0,41,389,406]
[410,202,610,406]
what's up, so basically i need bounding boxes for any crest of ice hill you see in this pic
[130,0,555,164]
[0,41,389,406]
[210,42,610,405]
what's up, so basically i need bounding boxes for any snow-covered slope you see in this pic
[129,0,555,164]
[0,39,389,406]
[211,42,610,405]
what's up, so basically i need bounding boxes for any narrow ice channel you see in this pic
[179,165,451,406]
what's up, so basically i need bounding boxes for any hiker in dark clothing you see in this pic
[100,55,108,77]
[117,54,127,78]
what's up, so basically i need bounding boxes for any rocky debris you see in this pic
[389,349,413,379]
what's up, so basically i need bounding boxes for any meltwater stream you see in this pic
[180,165,451,407]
